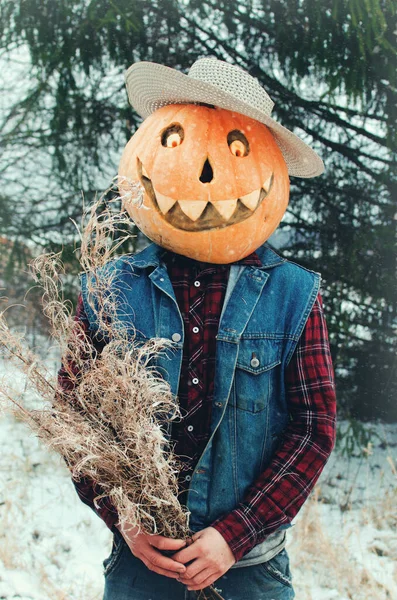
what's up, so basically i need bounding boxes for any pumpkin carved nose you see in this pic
[199,158,214,183]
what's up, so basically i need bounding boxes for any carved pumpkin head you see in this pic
[118,104,290,263]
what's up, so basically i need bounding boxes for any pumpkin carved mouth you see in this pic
[137,158,273,232]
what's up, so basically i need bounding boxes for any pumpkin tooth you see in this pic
[178,200,208,221]
[156,191,177,214]
[239,189,260,211]
[212,199,238,221]
[263,174,273,193]
[142,165,150,179]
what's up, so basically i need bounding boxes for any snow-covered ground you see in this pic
[0,353,396,600]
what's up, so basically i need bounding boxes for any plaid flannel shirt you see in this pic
[58,250,336,561]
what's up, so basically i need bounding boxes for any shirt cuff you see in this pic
[211,509,259,562]
[97,503,119,532]
[72,478,119,533]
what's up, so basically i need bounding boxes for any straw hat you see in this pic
[125,58,324,178]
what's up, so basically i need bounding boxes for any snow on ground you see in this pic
[0,353,396,600]
[288,420,397,599]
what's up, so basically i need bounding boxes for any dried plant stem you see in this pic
[0,182,224,599]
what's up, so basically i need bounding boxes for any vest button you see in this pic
[172,333,181,342]
[185,475,191,482]
[187,425,194,432]
[250,357,260,368]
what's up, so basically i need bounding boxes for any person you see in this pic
[59,58,337,600]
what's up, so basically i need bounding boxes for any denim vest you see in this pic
[81,242,320,567]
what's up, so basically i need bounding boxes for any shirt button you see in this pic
[172,333,181,342]
[185,475,192,482]
[250,357,260,368]
[194,280,201,287]
[192,378,199,385]
[215,401,223,407]
[187,425,194,432]
[192,326,199,334]
[159,277,165,282]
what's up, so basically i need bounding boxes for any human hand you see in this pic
[117,524,187,579]
[172,527,236,591]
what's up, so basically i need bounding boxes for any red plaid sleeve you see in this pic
[211,292,337,561]
[58,294,119,531]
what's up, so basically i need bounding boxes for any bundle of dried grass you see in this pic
[0,180,223,599]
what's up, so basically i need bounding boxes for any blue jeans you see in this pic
[102,529,295,600]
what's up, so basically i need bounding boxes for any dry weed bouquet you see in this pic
[0,183,223,600]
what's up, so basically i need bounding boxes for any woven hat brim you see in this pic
[125,62,324,178]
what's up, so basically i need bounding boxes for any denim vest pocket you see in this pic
[233,339,282,413]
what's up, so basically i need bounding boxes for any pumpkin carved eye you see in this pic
[228,130,250,157]
[161,124,184,148]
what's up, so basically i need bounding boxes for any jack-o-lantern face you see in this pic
[118,104,289,263]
